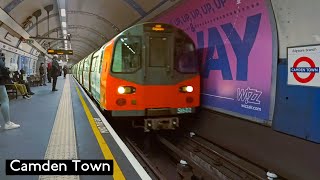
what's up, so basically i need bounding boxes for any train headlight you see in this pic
[180,86,193,93]
[118,87,125,94]
[117,86,136,94]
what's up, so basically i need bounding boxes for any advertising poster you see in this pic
[155,0,276,122]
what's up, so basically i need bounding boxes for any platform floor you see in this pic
[0,75,151,180]
[192,109,320,180]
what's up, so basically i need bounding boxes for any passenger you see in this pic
[8,74,31,99]
[47,62,52,83]
[13,71,34,95]
[39,63,47,86]
[19,69,34,95]
[63,66,67,79]
[0,52,20,130]
[51,55,59,91]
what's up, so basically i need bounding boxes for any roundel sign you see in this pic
[288,45,320,87]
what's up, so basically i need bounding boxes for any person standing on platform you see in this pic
[0,52,20,130]
[39,63,47,86]
[47,62,52,83]
[51,55,59,91]
[63,66,67,79]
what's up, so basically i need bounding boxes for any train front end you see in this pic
[102,23,200,131]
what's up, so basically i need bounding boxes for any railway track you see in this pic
[157,133,269,180]
[124,136,167,180]
[121,129,275,180]
[110,117,280,180]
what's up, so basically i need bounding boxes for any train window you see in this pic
[91,56,98,72]
[83,59,86,71]
[149,37,168,67]
[174,37,198,73]
[84,58,88,71]
[112,36,141,73]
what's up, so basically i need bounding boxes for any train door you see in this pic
[83,57,89,91]
[90,52,99,102]
[92,46,105,103]
[144,33,174,84]
[93,48,104,104]
[77,63,80,81]
[79,60,84,84]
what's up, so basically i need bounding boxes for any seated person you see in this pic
[14,70,34,95]
[7,73,31,99]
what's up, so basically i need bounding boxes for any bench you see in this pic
[5,84,18,99]
[29,75,41,86]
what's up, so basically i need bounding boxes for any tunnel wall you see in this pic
[154,0,277,124]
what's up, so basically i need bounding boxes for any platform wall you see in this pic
[273,62,320,143]
[154,0,278,124]
[0,41,38,74]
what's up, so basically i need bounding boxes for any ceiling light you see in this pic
[61,9,66,17]
[62,22,67,27]
[63,30,67,34]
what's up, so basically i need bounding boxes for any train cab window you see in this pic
[112,36,141,73]
[174,37,198,73]
[149,37,168,67]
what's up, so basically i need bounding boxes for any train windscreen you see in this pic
[174,36,198,73]
[112,36,141,73]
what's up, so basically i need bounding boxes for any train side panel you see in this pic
[100,40,115,110]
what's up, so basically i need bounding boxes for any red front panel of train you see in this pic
[103,75,200,111]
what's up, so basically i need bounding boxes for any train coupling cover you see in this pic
[144,117,179,132]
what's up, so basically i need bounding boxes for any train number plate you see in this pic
[177,108,192,114]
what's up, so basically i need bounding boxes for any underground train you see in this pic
[71,22,200,131]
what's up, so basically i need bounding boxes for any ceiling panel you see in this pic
[134,0,163,12]
[67,0,140,30]
[6,0,57,26]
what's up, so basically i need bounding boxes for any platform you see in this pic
[192,109,320,180]
[0,75,151,180]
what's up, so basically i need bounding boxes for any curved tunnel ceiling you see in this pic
[0,0,181,63]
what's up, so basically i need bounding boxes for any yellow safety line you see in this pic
[74,83,126,180]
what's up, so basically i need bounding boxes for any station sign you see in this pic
[288,45,320,87]
[21,39,34,44]
[47,49,73,55]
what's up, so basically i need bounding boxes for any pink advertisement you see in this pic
[155,0,276,122]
